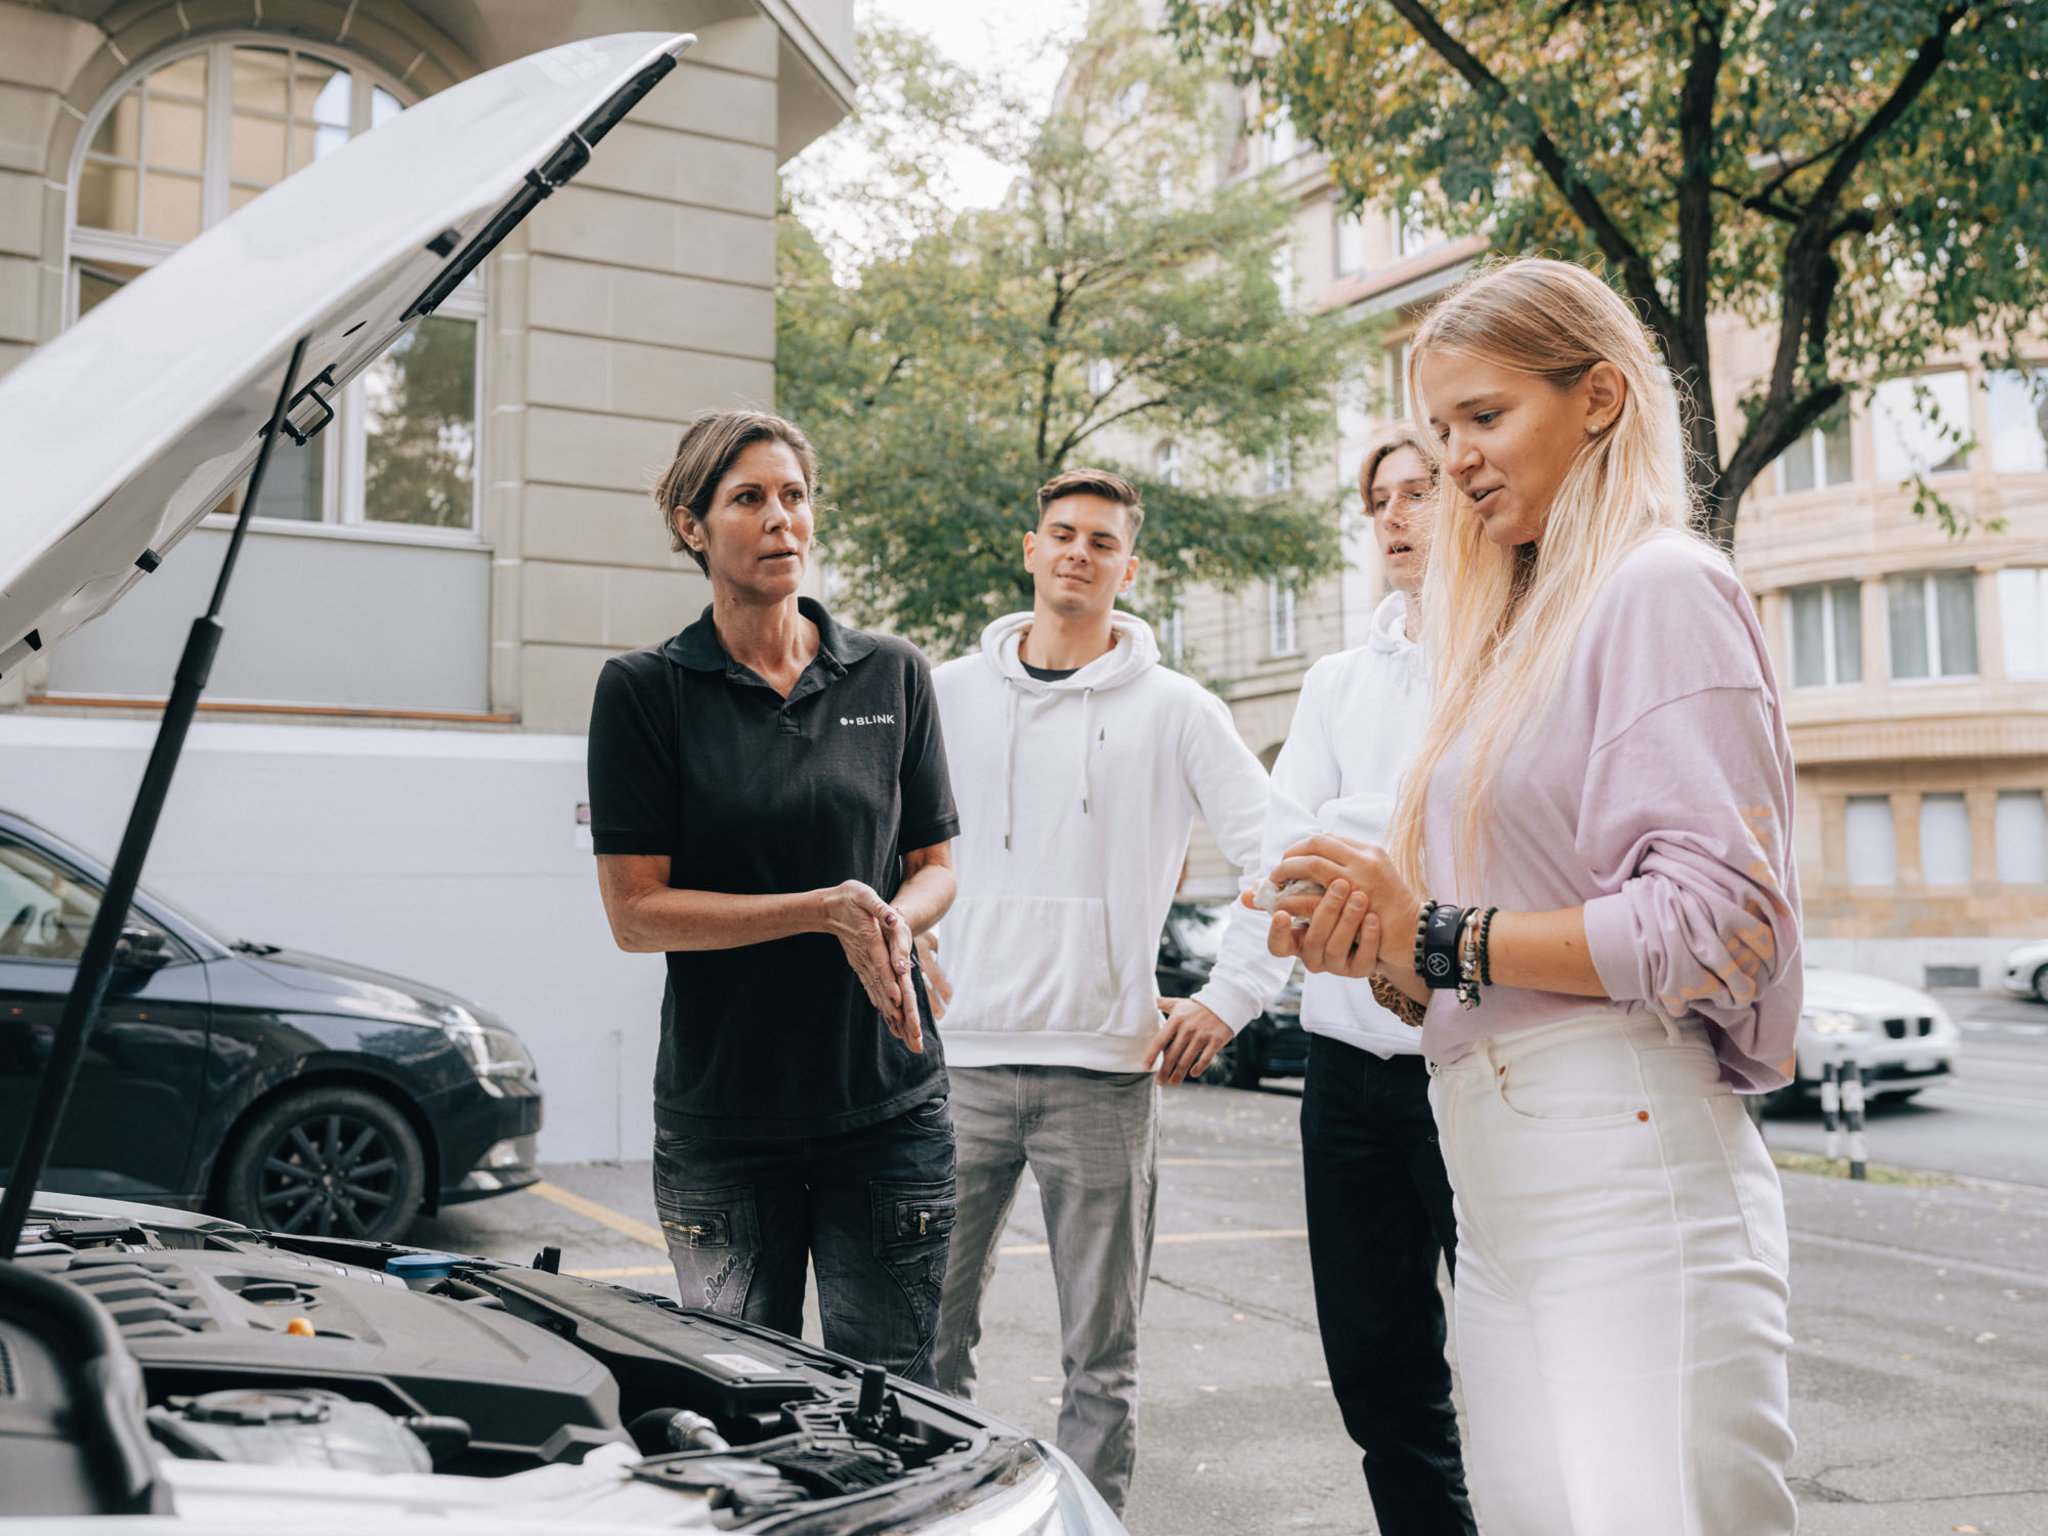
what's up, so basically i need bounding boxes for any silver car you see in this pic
[1998,940,2048,1003]
[1781,967,1963,1103]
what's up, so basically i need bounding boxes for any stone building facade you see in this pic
[1176,118,2048,989]
[0,0,855,1159]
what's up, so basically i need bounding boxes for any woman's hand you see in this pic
[821,880,921,1053]
[1251,835,1422,978]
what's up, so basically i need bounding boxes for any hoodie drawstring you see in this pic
[1078,686,1095,816]
[1002,682,1020,851]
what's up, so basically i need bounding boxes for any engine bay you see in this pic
[0,1212,1044,1530]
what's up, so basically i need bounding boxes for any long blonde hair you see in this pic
[1385,257,1710,895]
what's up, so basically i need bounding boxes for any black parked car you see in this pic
[0,810,541,1242]
[1157,901,1307,1088]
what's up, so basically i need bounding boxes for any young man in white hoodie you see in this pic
[1260,425,1475,1536]
[927,468,1287,1513]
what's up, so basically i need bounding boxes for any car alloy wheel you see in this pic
[220,1085,425,1242]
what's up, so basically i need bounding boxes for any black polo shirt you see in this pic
[586,599,958,1140]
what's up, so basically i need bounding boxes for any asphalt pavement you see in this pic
[424,1003,2048,1535]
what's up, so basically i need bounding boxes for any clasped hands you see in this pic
[822,880,924,1053]
[1243,834,1424,983]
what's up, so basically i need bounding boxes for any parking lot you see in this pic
[426,1002,2048,1536]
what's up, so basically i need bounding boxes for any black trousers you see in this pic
[1301,1033,1477,1536]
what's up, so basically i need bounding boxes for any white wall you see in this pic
[0,714,664,1163]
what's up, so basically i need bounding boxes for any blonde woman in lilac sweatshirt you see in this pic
[1261,258,1800,1535]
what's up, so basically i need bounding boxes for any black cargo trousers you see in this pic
[1301,1032,1477,1536]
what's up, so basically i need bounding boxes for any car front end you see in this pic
[0,1193,1128,1534]
[1999,942,2048,1002]
[1793,967,1963,1096]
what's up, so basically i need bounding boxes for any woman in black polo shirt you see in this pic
[587,410,959,1383]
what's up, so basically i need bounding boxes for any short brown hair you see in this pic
[1358,422,1435,512]
[1035,467,1144,545]
[654,410,820,572]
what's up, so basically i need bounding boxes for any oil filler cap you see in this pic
[385,1252,462,1281]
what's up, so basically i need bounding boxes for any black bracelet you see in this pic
[1477,907,1499,988]
[1418,902,1467,991]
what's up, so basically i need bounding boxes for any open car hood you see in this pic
[0,31,691,679]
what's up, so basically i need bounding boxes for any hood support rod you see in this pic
[0,336,310,1260]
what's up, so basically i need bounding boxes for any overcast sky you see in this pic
[800,0,1090,209]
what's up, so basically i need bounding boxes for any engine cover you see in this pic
[30,1247,622,1467]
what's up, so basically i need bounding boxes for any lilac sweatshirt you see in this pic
[1420,533,1803,1090]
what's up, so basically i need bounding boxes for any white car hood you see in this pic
[1804,966,1940,1017]
[0,31,690,679]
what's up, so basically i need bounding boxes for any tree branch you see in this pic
[1384,0,1684,359]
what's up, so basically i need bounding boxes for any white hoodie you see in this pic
[1263,589,1431,1057]
[932,611,1291,1071]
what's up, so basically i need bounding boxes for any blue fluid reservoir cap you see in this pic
[385,1251,462,1281]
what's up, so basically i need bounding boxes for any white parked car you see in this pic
[1998,941,2048,1003]
[1776,967,1962,1104]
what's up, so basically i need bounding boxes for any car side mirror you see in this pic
[112,924,172,971]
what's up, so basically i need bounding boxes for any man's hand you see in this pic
[1145,997,1235,1086]
[914,930,952,1024]
[821,880,920,1052]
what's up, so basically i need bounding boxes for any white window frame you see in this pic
[1986,367,2048,474]
[1266,576,1299,657]
[1844,795,1897,888]
[1263,450,1293,495]
[1997,567,2048,680]
[64,35,486,547]
[1886,568,1979,683]
[1386,340,1413,423]
[1334,207,1367,277]
[1916,793,1972,887]
[1774,410,1854,494]
[1390,198,1431,259]
[1155,439,1183,488]
[1783,579,1861,689]
[1872,372,1971,482]
[1161,603,1186,669]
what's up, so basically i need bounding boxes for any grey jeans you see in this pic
[933,1063,1158,1514]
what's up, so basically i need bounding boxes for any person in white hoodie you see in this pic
[1261,423,1474,1536]
[926,467,1288,1513]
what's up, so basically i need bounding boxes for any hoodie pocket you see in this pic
[943,894,1121,1032]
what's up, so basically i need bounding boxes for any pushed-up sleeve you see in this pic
[587,655,679,857]
[1578,683,1803,1088]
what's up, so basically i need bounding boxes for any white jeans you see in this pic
[1429,1011,1796,1536]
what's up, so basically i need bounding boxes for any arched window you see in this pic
[67,39,482,535]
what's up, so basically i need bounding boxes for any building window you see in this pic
[1390,198,1430,258]
[1386,340,1412,423]
[1986,369,2048,474]
[1264,106,1299,168]
[1845,796,1896,887]
[1262,450,1293,494]
[1267,576,1299,656]
[1334,208,1366,276]
[1917,793,1971,886]
[1998,568,2048,680]
[1871,373,1971,481]
[1997,792,2048,884]
[1887,569,1978,680]
[1776,407,1854,493]
[1785,580,1862,687]
[69,40,482,535]
[1155,439,1183,488]
[1087,357,1114,396]
[1161,604,1185,669]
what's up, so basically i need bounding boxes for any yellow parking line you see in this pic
[1000,1227,1308,1257]
[568,1264,673,1279]
[527,1179,668,1252]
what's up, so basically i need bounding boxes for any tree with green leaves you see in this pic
[777,5,1363,656]
[1165,0,2048,547]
